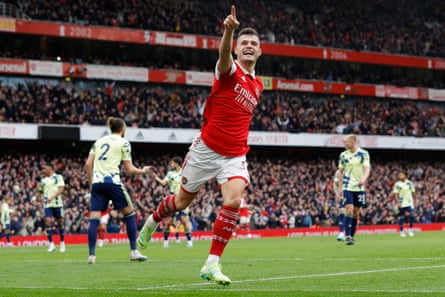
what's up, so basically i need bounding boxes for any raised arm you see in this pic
[218,5,239,74]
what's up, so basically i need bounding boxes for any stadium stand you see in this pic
[0,148,444,234]
[0,82,444,136]
[9,0,445,58]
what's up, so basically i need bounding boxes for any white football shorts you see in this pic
[181,135,250,194]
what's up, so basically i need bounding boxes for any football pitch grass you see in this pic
[0,231,444,297]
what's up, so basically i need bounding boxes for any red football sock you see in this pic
[153,194,177,223]
[209,205,239,257]
[98,226,106,240]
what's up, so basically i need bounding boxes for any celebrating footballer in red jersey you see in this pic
[138,5,263,286]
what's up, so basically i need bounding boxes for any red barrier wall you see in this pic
[2,223,444,248]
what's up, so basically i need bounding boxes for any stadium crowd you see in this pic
[11,0,445,58]
[0,151,444,238]
[1,82,444,137]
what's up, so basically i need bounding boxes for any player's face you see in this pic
[235,34,262,64]
[42,165,51,177]
[343,137,355,150]
[398,172,406,180]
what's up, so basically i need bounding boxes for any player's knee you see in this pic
[124,211,135,218]
[89,211,101,220]
[121,206,134,216]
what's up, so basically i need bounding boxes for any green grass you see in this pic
[0,232,445,297]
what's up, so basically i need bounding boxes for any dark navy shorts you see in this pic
[44,207,64,219]
[90,182,132,212]
[399,206,414,216]
[343,190,366,208]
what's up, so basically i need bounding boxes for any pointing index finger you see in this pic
[231,5,236,18]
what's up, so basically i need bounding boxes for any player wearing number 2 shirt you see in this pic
[85,117,152,264]
[138,5,263,286]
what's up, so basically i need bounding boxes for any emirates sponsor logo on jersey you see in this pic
[233,82,258,113]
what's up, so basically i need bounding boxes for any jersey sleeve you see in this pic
[338,153,345,169]
[121,141,132,161]
[215,60,237,80]
[57,174,65,187]
[363,150,371,167]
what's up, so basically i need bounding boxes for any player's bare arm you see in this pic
[152,171,168,186]
[85,152,94,190]
[122,160,153,176]
[359,165,371,185]
[218,5,239,74]
[337,168,344,196]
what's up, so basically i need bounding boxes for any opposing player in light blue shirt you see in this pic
[85,117,152,264]
[393,172,416,237]
[338,134,371,245]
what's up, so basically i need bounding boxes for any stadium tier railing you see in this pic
[1,123,445,150]
[0,57,444,101]
[0,16,445,70]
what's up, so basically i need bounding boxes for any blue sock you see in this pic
[124,212,137,250]
[185,231,192,241]
[88,219,100,256]
[338,213,345,233]
[47,228,53,242]
[351,217,358,237]
[409,216,414,228]
[399,217,405,231]
[164,231,170,241]
[175,232,179,240]
[60,227,65,242]
[6,233,11,242]
[345,215,353,236]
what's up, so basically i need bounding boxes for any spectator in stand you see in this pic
[1,81,444,137]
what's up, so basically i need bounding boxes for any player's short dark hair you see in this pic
[238,27,259,39]
[107,117,126,133]
[172,156,183,166]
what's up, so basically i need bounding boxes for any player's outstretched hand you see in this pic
[223,5,240,31]
[143,166,156,174]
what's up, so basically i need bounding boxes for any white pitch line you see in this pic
[1,264,444,293]
[135,264,445,290]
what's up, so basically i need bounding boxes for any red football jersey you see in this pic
[200,61,263,157]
